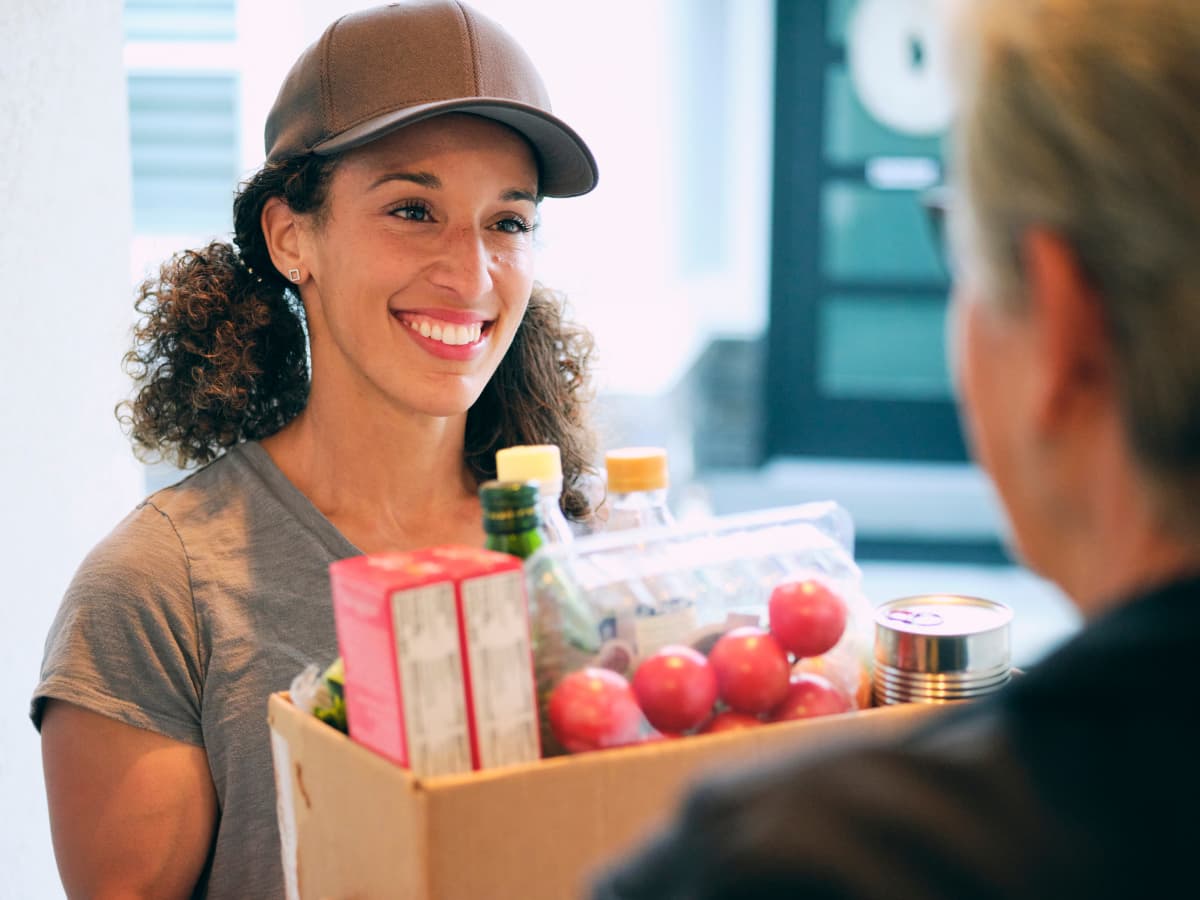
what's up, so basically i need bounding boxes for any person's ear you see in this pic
[261,197,308,285]
[1021,228,1114,437]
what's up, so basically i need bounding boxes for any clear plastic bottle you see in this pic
[603,447,674,531]
[600,447,710,655]
[490,452,587,758]
[495,444,574,545]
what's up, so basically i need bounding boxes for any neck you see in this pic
[261,380,483,554]
[1034,423,1200,619]
[1063,511,1199,620]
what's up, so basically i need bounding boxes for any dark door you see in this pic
[765,0,962,462]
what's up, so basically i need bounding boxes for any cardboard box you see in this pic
[269,692,945,900]
[330,547,540,776]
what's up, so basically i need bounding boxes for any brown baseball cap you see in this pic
[264,0,598,197]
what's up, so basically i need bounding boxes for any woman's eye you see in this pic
[495,216,534,235]
[391,203,433,222]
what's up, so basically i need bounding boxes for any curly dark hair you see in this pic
[119,154,598,518]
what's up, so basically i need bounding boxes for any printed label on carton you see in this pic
[460,570,540,768]
[391,582,473,776]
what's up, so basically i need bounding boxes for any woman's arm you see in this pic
[41,699,218,900]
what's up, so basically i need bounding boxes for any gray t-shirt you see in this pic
[31,442,359,899]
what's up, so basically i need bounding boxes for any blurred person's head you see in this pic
[947,0,1200,610]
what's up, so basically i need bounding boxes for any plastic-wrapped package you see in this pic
[524,502,871,755]
[290,657,349,733]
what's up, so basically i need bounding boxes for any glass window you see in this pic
[124,0,236,42]
[128,73,240,234]
[819,294,951,401]
[821,180,944,282]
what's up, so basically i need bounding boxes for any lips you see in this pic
[390,309,496,360]
[391,310,494,347]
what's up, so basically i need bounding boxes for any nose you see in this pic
[427,224,493,300]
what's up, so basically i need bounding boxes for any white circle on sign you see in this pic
[848,0,954,136]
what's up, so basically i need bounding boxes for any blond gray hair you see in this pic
[951,0,1200,533]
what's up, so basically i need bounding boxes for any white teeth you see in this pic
[402,315,486,346]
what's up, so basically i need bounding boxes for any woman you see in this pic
[31,3,599,898]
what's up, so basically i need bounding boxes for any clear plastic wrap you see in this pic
[524,502,872,755]
[290,657,349,733]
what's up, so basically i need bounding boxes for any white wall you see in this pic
[0,2,141,896]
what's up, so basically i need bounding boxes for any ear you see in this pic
[260,196,307,284]
[1021,228,1114,436]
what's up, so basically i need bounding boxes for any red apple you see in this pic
[768,575,848,658]
[769,672,853,722]
[632,645,718,734]
[548,668,645,753]
[700,710,763,734]
[707,627,791,715]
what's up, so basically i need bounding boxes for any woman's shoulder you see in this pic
[67,500,193,614]
[143,442,267,521]
[75,444,266,583]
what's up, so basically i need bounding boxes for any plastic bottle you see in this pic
[603,447,674,531]
[598,447,712,654]
[480,480,545,560]
[495,445,574,544]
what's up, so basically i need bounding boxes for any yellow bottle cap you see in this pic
[605,447,669,493]
[495,445,563,490]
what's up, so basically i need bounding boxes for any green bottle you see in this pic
[481,480,545,560]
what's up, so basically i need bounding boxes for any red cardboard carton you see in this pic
[329,546,540,777]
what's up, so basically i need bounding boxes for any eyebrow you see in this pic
[502,188,538,204]
[369,171,538,203]
[369,171,442,191]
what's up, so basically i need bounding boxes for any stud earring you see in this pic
[288,267,301,283]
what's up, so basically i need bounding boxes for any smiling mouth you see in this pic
[391,311,494,346]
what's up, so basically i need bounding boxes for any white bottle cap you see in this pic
[495,445,563,497]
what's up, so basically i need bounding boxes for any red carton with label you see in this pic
[329,545,540,777]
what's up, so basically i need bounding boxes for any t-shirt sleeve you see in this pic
[30,500,205,746]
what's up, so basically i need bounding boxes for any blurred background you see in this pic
[0,1,1078,895]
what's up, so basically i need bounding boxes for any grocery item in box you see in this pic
[525,502,873,755]
[330,546,541,777]
[873,594,1013,705]
[495,444,575,544]
[603,446,674,532]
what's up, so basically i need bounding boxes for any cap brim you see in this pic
[312,98,598,198]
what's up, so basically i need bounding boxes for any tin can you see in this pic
[873,594,1013,705]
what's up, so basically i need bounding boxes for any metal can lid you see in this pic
[874,594,1013,677]
[875,594,1013,637]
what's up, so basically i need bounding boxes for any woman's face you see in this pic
[298,114,539,419]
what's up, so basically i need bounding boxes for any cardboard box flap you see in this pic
[418,703,940,899]
[269,692,430,899]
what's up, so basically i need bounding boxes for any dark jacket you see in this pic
[593,576,1200,899]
